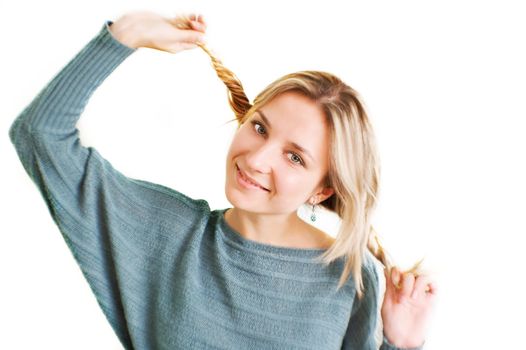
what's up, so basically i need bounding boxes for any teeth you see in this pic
[237,165,266,190]
[244,173,261,187]
[246,177,259,187]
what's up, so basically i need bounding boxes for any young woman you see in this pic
[8,10,436,350]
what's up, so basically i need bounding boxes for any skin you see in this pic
[382,267,438,348]
[108,10,207,51]
[223,91,335,248]
[109,11,437,348]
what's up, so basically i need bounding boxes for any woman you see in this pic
[8,10,436,350]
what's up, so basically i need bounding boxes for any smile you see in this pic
[235,164,269,192]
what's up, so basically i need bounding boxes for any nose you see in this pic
[244,142,273,174]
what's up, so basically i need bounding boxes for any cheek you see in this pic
[274,167,307,192]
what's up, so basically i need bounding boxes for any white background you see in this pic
[1,0,525,349]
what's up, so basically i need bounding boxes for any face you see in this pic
[224,91,334,215]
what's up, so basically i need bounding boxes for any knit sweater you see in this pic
[8,20,424,350]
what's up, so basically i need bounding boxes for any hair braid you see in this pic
[367,227,393,270]
[175,15,252,123]
[367,226,426,288]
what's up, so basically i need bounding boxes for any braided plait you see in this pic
[174,14,252,123]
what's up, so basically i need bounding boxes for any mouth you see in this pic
[235,163,270,192]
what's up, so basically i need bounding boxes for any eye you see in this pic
[287,152,305,166]
[251,120,266,135]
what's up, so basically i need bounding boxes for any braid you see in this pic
[367,226,393,270]
[367,226,426,288]
[175,15,252,123]
[196,44,252,123]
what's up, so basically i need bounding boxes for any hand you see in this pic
[110,10,207,53]
[381,267,438,348]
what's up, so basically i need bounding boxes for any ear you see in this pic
[320,187,334,202]
[309,187,334,205]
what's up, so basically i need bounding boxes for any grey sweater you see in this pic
[8,20,424,350]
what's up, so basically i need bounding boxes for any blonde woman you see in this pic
[8,10,437,350]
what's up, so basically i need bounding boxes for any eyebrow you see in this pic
[255,110,315,163]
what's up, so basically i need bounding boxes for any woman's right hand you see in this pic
[109,10,207,53]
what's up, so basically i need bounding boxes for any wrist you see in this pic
[383,332,425,349]
[108,16,143,49]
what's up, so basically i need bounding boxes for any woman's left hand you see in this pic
[381,267,438,348]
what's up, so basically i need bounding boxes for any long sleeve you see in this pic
[8,19,428,350]
[8,20,210,350]
[341,255,425,350]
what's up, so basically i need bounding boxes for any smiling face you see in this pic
[224,91,334,215]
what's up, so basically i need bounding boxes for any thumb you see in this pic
[383,268,393,294]
[384,267,401,292]
[180,29,206,45]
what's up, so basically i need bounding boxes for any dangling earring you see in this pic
[310,202,317,222]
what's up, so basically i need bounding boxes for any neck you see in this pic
[224,207,306,247]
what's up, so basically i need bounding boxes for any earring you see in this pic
[310,202,317,222]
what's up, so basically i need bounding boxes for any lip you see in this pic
[235,163,269,192]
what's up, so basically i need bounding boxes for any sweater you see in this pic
[8,20,424,350]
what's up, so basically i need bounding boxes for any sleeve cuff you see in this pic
[380,334,425,350]
[102,20,138,53]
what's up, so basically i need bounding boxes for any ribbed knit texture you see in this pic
[8,20,424,350]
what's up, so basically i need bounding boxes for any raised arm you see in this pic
[8,12,209,349]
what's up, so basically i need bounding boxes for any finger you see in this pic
[190,20,206,33]
[391,267,402,290]
[195,13,207,27]
[410,274,431,300]
[169,17,190,30]
[191,13,207,25]
[426,281,438,296]
[170,42,198,53]
[170,13,204,30]
[400,271,415,300]
[383,268,393,293]
[181,42,198,49]
[180,30,207,45]
[186,13,207,28]
[384,267,399,296]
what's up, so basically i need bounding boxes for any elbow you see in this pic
[8,114,35,151]
[8,117,21,145]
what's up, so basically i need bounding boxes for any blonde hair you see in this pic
[177,15,424,300]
